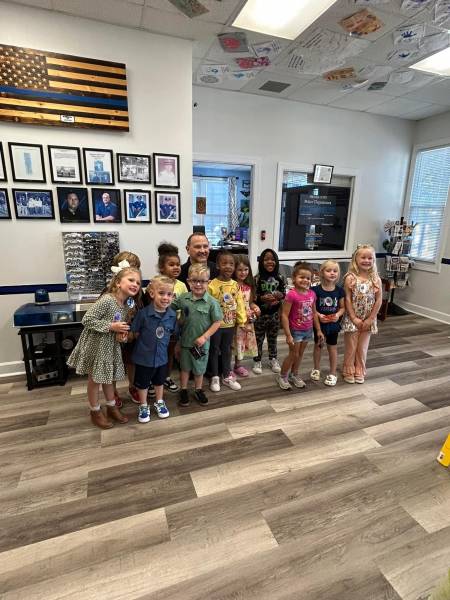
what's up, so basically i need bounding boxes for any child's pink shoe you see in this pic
[234,366,249,377]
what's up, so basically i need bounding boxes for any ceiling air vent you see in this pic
[259,81,291,93]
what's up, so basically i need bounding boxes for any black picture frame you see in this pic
[48,146,82,184]
[8,142,46,183]
[0,188,11,219]
[0,143,6,182]
[91,188,122,223]
[57,187,90,223]
[313,164,334,184]
[124,189,151,223]
[83,148,114,185]
[12,189,54,219]
[153,152,180,189]
[155,191,181,224]
[117,153,151,184]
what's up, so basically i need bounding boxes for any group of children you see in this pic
[67,243,382,429]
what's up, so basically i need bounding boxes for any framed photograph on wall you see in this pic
[0,143,6,182]
[155,191,180,224]
[8,142,46,183]
[48,146,82,184]
[83,148,114,185]
[124,190,151,223]
[92,188,121,223]
[12,189,54,219]
[57,187,90,223]
[0,189,11,219]
[313,164,334,184]
[153,153,180,188]
[117,153,151,184]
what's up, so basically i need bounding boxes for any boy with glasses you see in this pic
[172,265,222,407]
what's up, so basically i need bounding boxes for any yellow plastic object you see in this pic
[437,434,450,467]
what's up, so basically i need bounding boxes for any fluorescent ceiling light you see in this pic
[232,0,339,40]
[409,46,450,77]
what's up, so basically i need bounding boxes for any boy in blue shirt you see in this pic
[130,275,177,422]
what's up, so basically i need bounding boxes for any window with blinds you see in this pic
[408,145,450,264]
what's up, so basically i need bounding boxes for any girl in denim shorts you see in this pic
[277,262,324,390]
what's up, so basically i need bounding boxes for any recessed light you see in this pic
[409,46,450,77]
[232,0,339,40]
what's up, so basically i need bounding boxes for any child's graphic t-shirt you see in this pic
[208,279,246,328]
[314,284,345,334]
[286,288,316,332]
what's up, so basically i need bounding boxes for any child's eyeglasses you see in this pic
[189,279,208,285]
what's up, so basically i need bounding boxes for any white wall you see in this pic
[0,2,193,373]
[193,86,414,268]
[399,110,450,323]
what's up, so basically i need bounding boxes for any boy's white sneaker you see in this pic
[276,374,292,390]
[268,358,281,373]
[222,375,241,391]
[210,376,221,392]
[252,361,263,375]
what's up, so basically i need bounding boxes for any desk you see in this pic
[18,322,83,390]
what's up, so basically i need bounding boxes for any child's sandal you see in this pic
[324,374,337,387]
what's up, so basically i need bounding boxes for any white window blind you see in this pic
[408,145,450,263]
[193,176,228,244]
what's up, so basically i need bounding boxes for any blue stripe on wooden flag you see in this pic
[0,85,128,107]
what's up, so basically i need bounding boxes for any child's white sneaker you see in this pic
[276,374,292,390]
[268,358,281,373]
[210,376,221,392]
[222,375,241,391]
[310,369,321,381]
[289,374,306,388]
[252,361,262,375]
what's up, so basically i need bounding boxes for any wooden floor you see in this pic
[1,313,450,600]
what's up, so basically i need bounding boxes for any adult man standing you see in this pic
[179,233,218,285]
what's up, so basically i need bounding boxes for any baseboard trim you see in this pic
[396,300,450,324]
[0,361,25,379]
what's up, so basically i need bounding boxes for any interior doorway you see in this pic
[192,161,253,259]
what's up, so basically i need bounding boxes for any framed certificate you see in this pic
[313,164,334,184]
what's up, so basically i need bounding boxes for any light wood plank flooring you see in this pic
[0,314,449,599]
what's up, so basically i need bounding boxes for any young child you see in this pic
[341,244,382,384]
[253,248,286,375]
[208,251,247,392]
[277,262,323,390]
[233,255,260,377]
[67,267,141,429]
[172,264,222,407]
[107,251,144,408]
[157,242,188,394]
[310,260,345,387]
[130,275,177,423]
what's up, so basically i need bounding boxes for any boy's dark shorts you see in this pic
[134,363,167,389]
[314,331,339,346]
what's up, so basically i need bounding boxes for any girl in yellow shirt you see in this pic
[208,250,246,392]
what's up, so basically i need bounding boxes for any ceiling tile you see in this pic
[146,0,243,24]
[288,78,351,105]
[376,70,439,97]
[404,104,449,120]
[367,96,434,117]
[141,5,223,39]
[328,89,394,110]
[53,0,144,27]
[405,79,450,106]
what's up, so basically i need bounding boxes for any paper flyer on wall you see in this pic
[218,32,249,53]
[252,40,282,60]
[197,64,229,84]
[167,0,209,18]
[393,24,425,47]
[340,9,384,35]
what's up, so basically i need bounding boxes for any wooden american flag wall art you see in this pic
[0,44,129,131]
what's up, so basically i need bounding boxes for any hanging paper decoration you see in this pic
[434,0,450,28]
[340,9,384,35]
[400,0,433,12]
[197,64,229,84]
[252,40,282,59]
[235,56,270,70]
[393,24,425,47]
[218,32,249,53]
[388,70,415,84]
[167,0,209,18]
[323,67,356,80]
[227,70,256,81]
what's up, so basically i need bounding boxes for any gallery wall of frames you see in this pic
[0,141,181,225]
